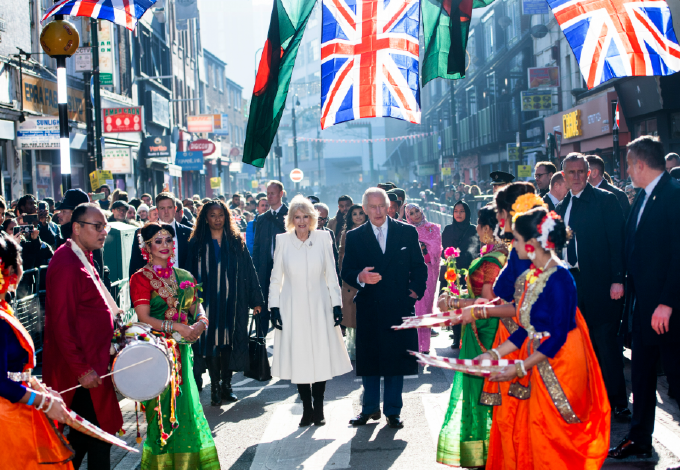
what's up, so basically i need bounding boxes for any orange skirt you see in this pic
[0,396,74,469]
[485,311,611,470]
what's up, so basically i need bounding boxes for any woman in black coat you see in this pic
[439,200,479,348]
[187,200,264,406]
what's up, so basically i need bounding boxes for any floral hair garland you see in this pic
[0,260,19,295]
[138,230,175,277]
[536,211,560,250]
[510,193,547,222]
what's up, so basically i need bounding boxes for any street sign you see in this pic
[290,168,304,183]
[175,151,204,171]
[506,143,529,162]
[188,139,216,156]
[103,107,143,133]
[210,177,222,189]
[521,90,552,111]
[74,47,92,72]
[554,130,562,154]
[522,0,549,15]
[441,167,451,176]
[517,165,532,178]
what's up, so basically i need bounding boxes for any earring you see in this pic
[525,244,536,261]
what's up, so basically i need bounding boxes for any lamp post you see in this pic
[291,94,300,193]
[39,16,79,194]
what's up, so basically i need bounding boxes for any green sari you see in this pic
[134,266,220,470]
[436,251,505,468]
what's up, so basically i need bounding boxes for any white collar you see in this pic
[643,171,664,196]
[370,219,388,232]
[594,179,603,188]
[570,188,584,198]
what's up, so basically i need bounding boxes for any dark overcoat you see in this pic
[599,179,632,220]
[341,217,427,376]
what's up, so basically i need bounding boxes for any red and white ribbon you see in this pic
[410,351,519,377]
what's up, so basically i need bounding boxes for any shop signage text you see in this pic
[144,135,171,158]
[16,117,59,149]
[563,110,583,139]
[187,115,215,133]
[528,67,559,88]
[175,151,204,171]
[22,74,85,122]
[521,89,552,111]
[188,139,216,156]
[103,107,143,133]
[89,170,114,191]
[103,147,132,174]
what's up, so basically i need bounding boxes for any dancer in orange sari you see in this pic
[0,233,74,469]
[471,207,610,469]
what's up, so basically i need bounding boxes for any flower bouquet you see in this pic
[442,246,470,300]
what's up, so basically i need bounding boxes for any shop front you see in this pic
[544,90,630,179]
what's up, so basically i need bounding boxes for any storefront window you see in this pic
[634,118,658,138]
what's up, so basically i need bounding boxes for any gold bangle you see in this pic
[515,362,526,378]
[471,307,477,321]
[447,296,454,310]
[482,306,488,319]
[490,348,501,360]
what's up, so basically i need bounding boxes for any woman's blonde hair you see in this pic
[285,195,318,232]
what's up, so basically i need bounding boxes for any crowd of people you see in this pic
[0,134,679,469]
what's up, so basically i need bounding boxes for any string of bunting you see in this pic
[296,132,436,144]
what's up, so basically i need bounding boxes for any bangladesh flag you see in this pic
[243,0,317,168]
[421,0,494,86]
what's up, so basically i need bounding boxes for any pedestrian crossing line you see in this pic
[250,398,355,470]
[353,375,419,382]
[232,377,255,387]
[233,384,290,391]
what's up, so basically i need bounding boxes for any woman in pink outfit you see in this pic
[405,203,442,353]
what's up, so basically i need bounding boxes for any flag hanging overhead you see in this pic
[42,0,157,31]
[320,0,421,129]
[549,0,680,89]
[421,0,494,85]
[243,0,317,168]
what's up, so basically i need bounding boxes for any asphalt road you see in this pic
[108,327,680,470]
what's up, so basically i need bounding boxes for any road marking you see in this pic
[232,378,255,387]
[653,407,680,459]
[250,398,355,470]
[421,394,448,447]
[353,375,419,382]
[233,384,290,391]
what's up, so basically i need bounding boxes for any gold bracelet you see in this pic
[447,296,454,310]
[488,348,500,360]
[471,306,478,321]
[515,362,526,378]
[482,306,488,319]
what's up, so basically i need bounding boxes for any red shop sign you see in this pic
[188,139,216,156]
[103,107,143,133]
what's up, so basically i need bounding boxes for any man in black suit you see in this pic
[314,202,340,280]
[610,136,680,459]
[586,155,631,219]
[341,188,427,429]
[129,192,192,276]
[533,161,557,197]
[666,152,680,173]
[555,153,630,421]
[252,180,288,337]
[542,171,568,212]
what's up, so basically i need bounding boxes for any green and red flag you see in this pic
[243,0,317,168]
[421,0,493,86]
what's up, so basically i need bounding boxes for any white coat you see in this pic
[268,229,353,384]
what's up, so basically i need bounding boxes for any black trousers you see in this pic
[630,334,680,446]
[571,270,628,409]
[69,388,112,470]
[208,344,233,388]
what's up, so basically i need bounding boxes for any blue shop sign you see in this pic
[176,151,204,171]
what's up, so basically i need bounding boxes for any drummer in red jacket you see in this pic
[43,203,123,469]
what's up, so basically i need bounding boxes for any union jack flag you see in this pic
[42,0,157,31]
[321,0,421,129]
[549,0,680,89]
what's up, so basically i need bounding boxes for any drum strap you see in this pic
[68,240,119,317]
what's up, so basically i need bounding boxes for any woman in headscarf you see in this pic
[405,203,442,354]
[440,200,479,348]
[186,199,264,407]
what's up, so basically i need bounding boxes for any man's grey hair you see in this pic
[362,187,390,206]
[313,202,329,213]
[562,153,590,172]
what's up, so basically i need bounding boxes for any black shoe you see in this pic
[430,328,439,337]
[349,411,381,426]
[613,406,632,422]
[608,438,652,459]
[210,384,222,406]
[299,401,314,427]
[313,401,326,426]
[195,375,203,392]
[450,342,460,350]
[221,385,238,403]
[386,415,404,429]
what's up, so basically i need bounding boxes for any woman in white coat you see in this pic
[269,195,353,427]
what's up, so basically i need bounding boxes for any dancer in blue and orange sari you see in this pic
[0,232,74,469]
[130,222,220,469]
[469,207,610,469]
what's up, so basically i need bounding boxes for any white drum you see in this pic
[111,324,173,401]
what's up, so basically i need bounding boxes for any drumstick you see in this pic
[59,357,154,394]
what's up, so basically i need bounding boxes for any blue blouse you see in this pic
[0,319,29,403]
[493,248,532,303]
[507,265,578,358]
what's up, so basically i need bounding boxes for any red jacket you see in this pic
[43,241,123,434]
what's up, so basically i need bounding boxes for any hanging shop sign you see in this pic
[210,177,222,189]
[175,151,204,171]
[143,135,171,158]
[22,74,86,122]
[213,114,230,135]
[98,21,114,86]
[187,115,215,133]
[16,117,60,149]
[103,107,143,133]
[562,109,583,139]
[528,67,560,88]
[521,90,553,111]
[103,147,133,174]
[188,139,216,156]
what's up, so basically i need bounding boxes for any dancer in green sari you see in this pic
[436,207,507,467]
[130,222,220,470]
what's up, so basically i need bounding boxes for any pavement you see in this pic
[100,327,680,470]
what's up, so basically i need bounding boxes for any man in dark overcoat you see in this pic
[609,136,680,459]
[586,154,631,218]
[341,188,427,429]
[555,153,630,421]
[252,180,288,337]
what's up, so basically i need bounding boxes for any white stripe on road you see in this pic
[353,375,419,382]
[250,398,355,470]
[421,394,449,447]
[233,384,290,391]
[232,378,255,387]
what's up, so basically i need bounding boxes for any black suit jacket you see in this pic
[555,183,625,327]
[321,226,340,281]
[543,193,556,212]
[598,179,631,220]
[341,218,427,376]
[128,222,192,278]
[252,205,289,306]
[624,172,680,345]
